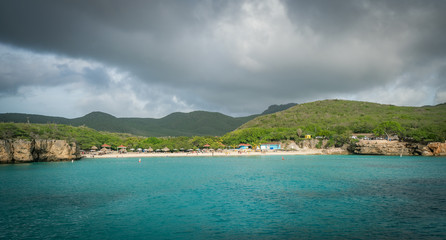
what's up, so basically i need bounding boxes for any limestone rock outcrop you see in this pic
[322,148,350,155]
[354,140,445,156]
[354,140,411,155]
[0,139,80,163]
[427,142,446,156]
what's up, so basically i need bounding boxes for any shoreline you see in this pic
[82,148,348,159]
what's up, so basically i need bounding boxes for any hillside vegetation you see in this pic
[0,122,138,148]
[235,99,446,143]
[0,123,226,151]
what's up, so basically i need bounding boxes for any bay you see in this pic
[1,155,445,239]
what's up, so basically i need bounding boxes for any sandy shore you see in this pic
[83,149,333,159]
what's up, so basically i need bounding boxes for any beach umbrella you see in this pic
[162,147,170,152]
[203,144,210,148]
[91,146,98,150]
[117,145,127,153]
[148,147,153,152]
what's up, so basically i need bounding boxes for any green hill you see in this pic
[0,104,295,137]
[0,113,72,125]
[237,99,446,142]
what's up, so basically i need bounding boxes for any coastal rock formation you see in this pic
[322,148,350,155]
[0,139,80,163]
[354,140,411,156]
[354,140,445,156]
[427,142,446,156]
[270,140,444,156]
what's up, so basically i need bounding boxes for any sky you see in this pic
[0,0,445,118]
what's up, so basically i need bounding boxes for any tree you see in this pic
[373,121,404,140]
[297,128,302,138]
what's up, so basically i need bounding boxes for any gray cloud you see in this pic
[0,45,83,95]
[0,0,445,117]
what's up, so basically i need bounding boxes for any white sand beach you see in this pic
[83,148,347,159]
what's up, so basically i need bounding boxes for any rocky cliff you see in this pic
[0,139,81,163]
[354,140,446,156]
[426,142,446,156]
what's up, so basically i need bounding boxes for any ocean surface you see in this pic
[1,155,445,239]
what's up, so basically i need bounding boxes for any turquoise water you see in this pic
[1,155,445,239]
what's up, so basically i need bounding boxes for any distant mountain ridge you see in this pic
[0,104,295,137]
[261,103,297,115]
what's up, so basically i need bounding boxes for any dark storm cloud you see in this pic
[282,1,446,82]
[0,0,445,117]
